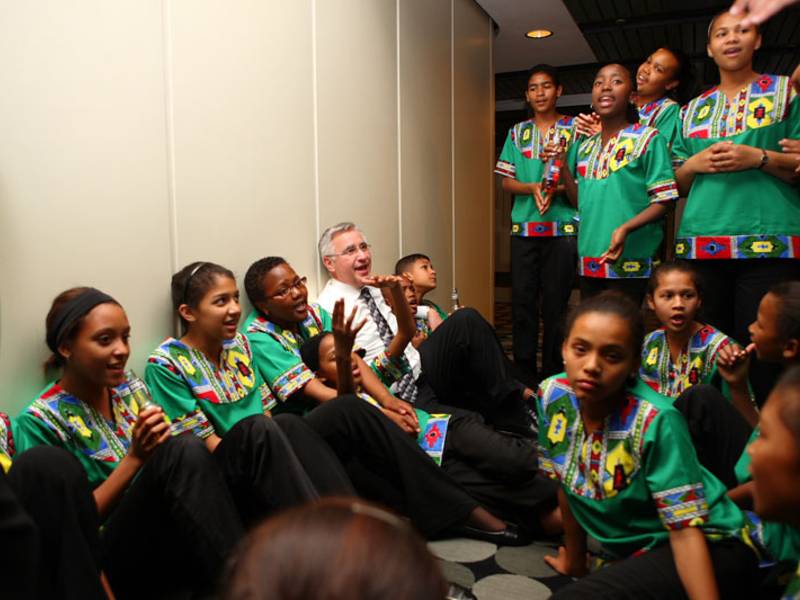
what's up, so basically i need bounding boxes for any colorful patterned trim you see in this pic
[246,305,326,355]
[370,351,411,387]
[418,414,450,466]
[169,408,215,439]
[652,482,709,530]
[259,384,278,413]
[639,97,678,128]
[494,160,516,178]
[511,220,577,237]
[580,257,656,279]
[576,124,658,180]
[647,180,679,204]
[272,362,315,403]
[675,235,800,260]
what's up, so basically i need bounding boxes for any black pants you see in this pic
[580,276,647,306]
[418,307,529,432]
[673,384,753,489]
[690,258,800,404]
[551,537,759,599]
[5,446,104,600]
[302,395,477,537]
[510,236,577,381]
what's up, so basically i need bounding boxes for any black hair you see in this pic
[646,260,704,299]
[171,262,236,332]
[564,291,645,356]
[300,332,331,373]
[244,256,288,310]
[595,63,639,125]
[768,281,800,343]
[773,365,800,444]
[527,64,560,88]
[394,253,431,276]
[657,46,696,105]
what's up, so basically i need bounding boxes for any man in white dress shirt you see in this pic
[316,222,534,436]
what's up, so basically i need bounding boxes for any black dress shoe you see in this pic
[452,522,530,547]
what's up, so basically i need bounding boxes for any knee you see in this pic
[155,433,213,470]
[10,446,87,491]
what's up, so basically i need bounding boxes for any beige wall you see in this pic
[0,0,494,415]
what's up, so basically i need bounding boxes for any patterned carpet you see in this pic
[429,537,573,599]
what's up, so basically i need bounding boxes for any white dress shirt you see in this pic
[316,278,422,378]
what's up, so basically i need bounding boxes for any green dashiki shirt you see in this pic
[568,124,678,279]
[0,413,15,473]
[639,325,754,404]
[638,96,680,148]
[145,333,276,438]
[422,299,448,321]
[495,116,579,238]
[15,376,151,489]
[784,563,800,599]
[357,392,450,466]
[537,374,749,559]
[672,74,800,261]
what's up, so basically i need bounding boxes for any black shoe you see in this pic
[453,522,530,547]
[446,583,477,600]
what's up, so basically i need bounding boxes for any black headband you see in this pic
[46,288,116,354]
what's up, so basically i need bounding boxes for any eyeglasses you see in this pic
[269,276,308,300]
[327,242,371,258]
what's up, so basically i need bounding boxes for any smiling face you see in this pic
[748,387,800,524]
[60,303,131,389]
[707,11,761,72]
[525,71,562,115]
[591,64,634,120]
[636,48,680,101]
[181,275,241,342]
[562,311,639,408]
[322,229,373,288]
[647,270,701,335]
[259,262,309,327]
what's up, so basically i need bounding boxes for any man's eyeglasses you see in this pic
[327,242,371,258]
[269,276,308,299]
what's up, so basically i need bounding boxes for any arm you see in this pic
[501,177,539,197]
[543,487,589,576]
[669,527,719,600]
[600,203,668,263]
[727,481,755,509]
[716,343,759,428]
[331,299,366,396]
[94,406,170,519]
[362,275,415,360]
[358,355,420,434]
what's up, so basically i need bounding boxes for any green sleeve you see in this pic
[14,411,66,454]
[654,103,680,150]
[787,93,800,139]
[248,332,315,404]
[642,132,679,205]
[495,129,520,178]
[644,409,710,531]
[144,361,215,439]
[670,106,690,167]
[319,306,334,330]
[566,138,580,177]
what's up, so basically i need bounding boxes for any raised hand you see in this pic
[575,112,601,138]
[716,342,751,385]
[362,274,403,289]
[332,298,366,359]
[129,406,170,462]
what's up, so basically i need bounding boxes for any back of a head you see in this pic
[224,498,447,600]
[770,281,800,344]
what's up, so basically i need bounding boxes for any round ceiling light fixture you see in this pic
[525,29,553,39]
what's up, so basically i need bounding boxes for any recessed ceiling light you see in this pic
[525,29,553,39]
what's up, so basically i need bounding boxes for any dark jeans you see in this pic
[580,276,648,306]
[510,236,577,380]
[303,395,477,537]
[690,258,800,404]
[417,307,529,432]
[5,446,104,600]
[673,384,753,489]
[552,537,759,599]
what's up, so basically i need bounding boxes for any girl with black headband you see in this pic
[15,287,245,599]
[145,261,525,543]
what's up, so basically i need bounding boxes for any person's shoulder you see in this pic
[147,336,184,364]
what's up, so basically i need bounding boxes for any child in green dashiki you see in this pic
[394,253,448,321]
[672,10,800,405]
[241,256,532,543]
[15,286,243,599]
[641,260,759,426]
[748,366,800,600]
[539,292,760,599]
[562,63,678,304]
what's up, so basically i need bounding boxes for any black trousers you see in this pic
[302,395,477,537]
[690,258,800,404]
[5,446,104,600]
[551,537,759,599]
[580,276,648,306]
[417,307,529,433]
[673,384,753,489]
[510,236,577,381]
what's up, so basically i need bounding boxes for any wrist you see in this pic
[755,147,768,170]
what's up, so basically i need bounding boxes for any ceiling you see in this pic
[482,0,800,108]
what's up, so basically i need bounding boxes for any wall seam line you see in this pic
[312,0,322,292]
[396,0,403,258]
[161,0,178,275]
[450,0,456,292]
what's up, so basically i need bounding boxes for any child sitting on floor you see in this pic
[381,276,441,348]
[395,254,448,320]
